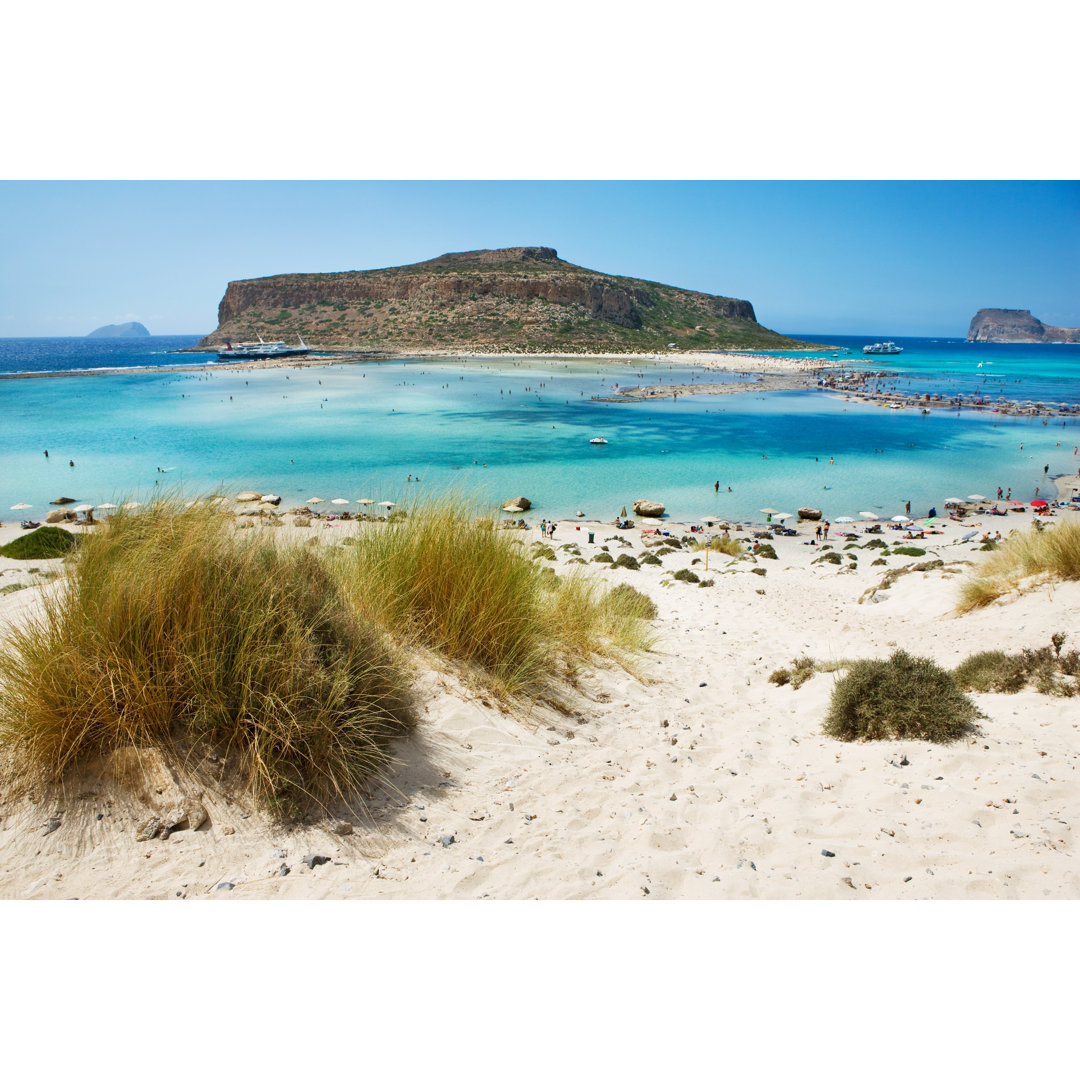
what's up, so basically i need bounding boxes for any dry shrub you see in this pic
[823,650,980,742]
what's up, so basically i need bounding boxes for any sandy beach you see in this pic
[2,489,1077,900]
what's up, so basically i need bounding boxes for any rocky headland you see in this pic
[197,246,817,354]
[966,308,1080,344]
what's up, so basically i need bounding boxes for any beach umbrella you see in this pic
[74,504,94,513]
[331,498,350,505]
[97,502,118,510]
[943,497,963,505]
[355,499,375,506]
[378,501,395,508]
[774,512,793,522]
[834,516,855,523]
[700,516,719,525]
[123,501,141,509]
[306,497,324,504]
[962,530,979,541]
[967,494,987,501]
[891,515,911,523]
[1031,500,1049,508]
[759,507,779,515]
[9,503,32,510]
[858,511,878,519]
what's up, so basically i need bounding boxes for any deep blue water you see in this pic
[2,336,1078,524]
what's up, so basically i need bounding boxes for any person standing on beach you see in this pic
[715,480,719,492]
[824,521,830,540]
[549,523,556,540]
[815,524,822,541]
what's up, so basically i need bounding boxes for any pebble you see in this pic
[43,819,61,835]
[669,793,677,801]
[331,821,353,836]
[279,864,290,876]
[699,682,707,687]
[302,854,330,868]
[439,835,455,847]
[216,882,235,891]
[221,825,235,835]
[904,876,913,882]
[273,848,286,859]
[821,849,836,858]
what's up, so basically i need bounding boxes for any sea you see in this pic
[2,334,1078,524]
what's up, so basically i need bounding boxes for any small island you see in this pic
[87,321,150,338]
[966,308,1080,344]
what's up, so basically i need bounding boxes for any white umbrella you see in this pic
[835,516,855,523]
[306,497,324,504]
[355,499,375,506]
[97,502,118,510]
[943,497,963,505]
[123,501,141,509]
[10,503,32,510]
[701,516,719,524]
[759,507,779,515]
[74,504,94,513]
[378,501,396,508]
[967,494,987,501]
[892,515,911,523]
[858,511,878,520]
[773,512,793,521]
[331,498,350,505]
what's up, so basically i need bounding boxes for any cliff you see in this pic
[87,321,150,338]
[198,247,813,353]
[966,309,1080,344]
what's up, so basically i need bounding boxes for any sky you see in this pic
[1,179,1077,338]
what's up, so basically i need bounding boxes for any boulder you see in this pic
[633,499,665,518]
[237,506,262,516]
[236,491,262,503]
[101,747,208,839]
[45,509,77,524]
[798,507,823,521]
[50,496,77,505]
[503,496,531,511]
[260,494,281,505]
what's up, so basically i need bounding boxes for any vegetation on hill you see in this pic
[199,246,818,354]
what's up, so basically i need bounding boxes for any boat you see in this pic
[589,437,609,445]
[217,335,311,361]
[862,341,903,355]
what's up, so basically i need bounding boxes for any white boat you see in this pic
[589,437,609,445]
[217,335,311,360]
[862,341,903,355]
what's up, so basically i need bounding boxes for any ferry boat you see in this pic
[862,341,903,355]
[217,335,311,361]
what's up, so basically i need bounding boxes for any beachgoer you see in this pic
[44,450,48,458]
[997,487,1003,499]
[714,481,719,492]
[69,459,74,467]
[815,525,822,540]
[1044,464,1049,475]
[824,521,830,540]
[549,523,556,540]
[905,501,911,516]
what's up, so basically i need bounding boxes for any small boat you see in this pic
[589,437,609,445]
[217,335,312,361]
[862,341,903,355]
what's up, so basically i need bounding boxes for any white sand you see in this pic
[1,507,1078,899]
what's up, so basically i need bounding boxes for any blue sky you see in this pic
[1,180,1076,338]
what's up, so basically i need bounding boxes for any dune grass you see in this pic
[693,535,742,556]
[332,498,655,693]
[957,520,1080,611]
[954,635,1080,697]
[0,501,415,816]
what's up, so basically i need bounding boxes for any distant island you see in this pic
[197,246,817,353]
[966,308,1080,344]
[87,321,150,338]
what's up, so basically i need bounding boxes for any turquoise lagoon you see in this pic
[1,336,1078,523]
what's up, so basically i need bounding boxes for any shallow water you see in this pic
[3,340,1078,523]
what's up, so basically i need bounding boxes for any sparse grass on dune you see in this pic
[957,520,1080,611]
[333,498,656,692]
[692,536,742,556]
[0,500,415,817]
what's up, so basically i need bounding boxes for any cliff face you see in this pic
[967,308,1080,344]
[199,247,805,353]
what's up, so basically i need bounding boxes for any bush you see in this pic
[892,546,927,557]
[871,557,886,566]
[823,651,980,742]
[751,567,767,577]
[614,553,640,570]
[755,543,777,560]
[0,501,416,816]
[698,578,715,587]
[953,650,1029,693]
[864,539,887,549]
[532,544,556,560]
[673,568,700,583]
[603,583,658,620]
[695,536,741,556]
[954,636,1080,697]
[0,526,80,560]
[592,552,614,564]
[814,552,843,565]
[641,553,662,566]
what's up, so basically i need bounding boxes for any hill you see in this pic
[967,308,1080,343]
[198,247,815,353]
[87,321,150,338]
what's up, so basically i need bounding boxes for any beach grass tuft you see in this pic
[957,520,1080,611]
[823,650,981,742]
[0,500,416,816]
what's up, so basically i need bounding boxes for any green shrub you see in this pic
[751,567,767,577]
[871,557,886,566]
[603,583,658,620]
[823,651,980,742]
[0,527,80,560]
[592,552,614,564]
[641,553,662,566]
[698,578,715,587]
[814,552,843,565]
[953,650,1028,693]
[864,539,887,549]
[755,543,777,560]
[532,544,556,561]
[892,546,927,557]
[614,553,640,570]
[673,568,700,583]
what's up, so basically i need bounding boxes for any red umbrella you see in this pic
[1031,500,1048,507]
